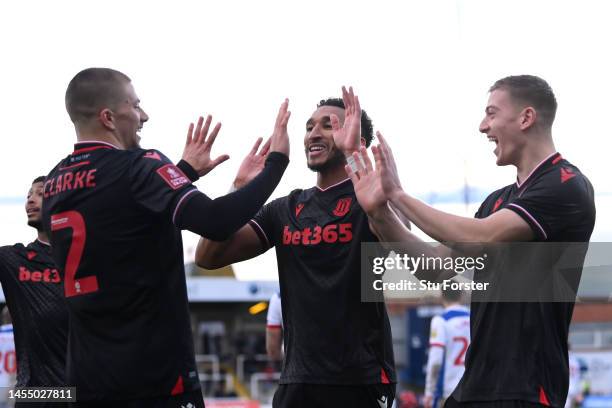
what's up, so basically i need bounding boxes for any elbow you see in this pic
[195,258,218,270]
[195,243,223,270]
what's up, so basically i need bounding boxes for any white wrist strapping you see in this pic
[345,151,365,173]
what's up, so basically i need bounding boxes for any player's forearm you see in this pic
[389,190,487,242]
[425,362,442,398]
[368,203,455,281]
[195,236,232,270]
[177,152,288,241]
[368,203,417,243]
[266,330,282,361]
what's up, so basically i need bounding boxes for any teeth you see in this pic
[309,146,325,152]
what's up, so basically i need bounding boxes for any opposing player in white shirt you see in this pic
[266,291,283,361]
[424,284,470,408]
[565,349,583,408]
[0,308,16,408]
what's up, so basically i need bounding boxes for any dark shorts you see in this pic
[273,383,396,408]
[72,389,205,408]
[444,396,548,408]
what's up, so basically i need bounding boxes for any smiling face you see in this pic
[479,89,528,166]
[25,181,44,231]
[112,82,149,149]
[304,105,346,173]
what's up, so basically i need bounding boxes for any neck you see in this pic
[316,164,350,190]
[37,230,49,244]
[76,126,124,150]
[515,134,556,184]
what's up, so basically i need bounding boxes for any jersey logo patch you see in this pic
[492,198,503,212]
[333,197,352,217]
[26,251,36,260]
[295,203,304,217]
[144,151,162,161]
[377,395,388,408]
[560,167,576,183]
[156,164,190,190]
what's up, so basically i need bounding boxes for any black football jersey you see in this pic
[42,141,201,401]
[250,178,396,385]
[453,153,596,406]
[0,239,68,387]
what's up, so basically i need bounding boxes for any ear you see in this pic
[519,107,537,131]
[360,137,366,147]
[98,108,116,131]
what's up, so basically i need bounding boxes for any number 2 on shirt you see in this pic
[453,336,469,366]
[51,211,99,297]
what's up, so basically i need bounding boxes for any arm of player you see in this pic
[347,146,455,282]
[424,346,444,408]
[192,100,291,265]
[192,136,274,268]
[424,316,446,408]
[195,224,266,269]
[373,132,534,243]
[266,327,283,361]
[176,151,288,241]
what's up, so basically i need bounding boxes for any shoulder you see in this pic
[269,189,304,209]
[475,184,513,218]
[0,243,22,256]
[128,148,172,165]
[535,159,594,201]
[430,315,444,326]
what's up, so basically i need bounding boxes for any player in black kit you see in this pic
[0,177,69,408]
[42,68,290,407]
[196,87,398,408]
[347,75,596,407]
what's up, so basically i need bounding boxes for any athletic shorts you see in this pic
[71,389,205,408]
[444,396,548,407]
[273,383,396,408]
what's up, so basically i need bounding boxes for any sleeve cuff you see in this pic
[506,203,548,240]
[265,151,290,168]
[176,160,200,182]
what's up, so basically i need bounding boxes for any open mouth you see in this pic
[26,208,39,216]
[307,143,327,157]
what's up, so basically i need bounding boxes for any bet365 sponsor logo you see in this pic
[282,223,352,245]
[19,266,61,283]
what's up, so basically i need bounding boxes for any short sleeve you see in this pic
[266,292,283,328]
[129,150,197,216]
[248,197,285,249]
[429,315,446,348]
[506,171,594,240]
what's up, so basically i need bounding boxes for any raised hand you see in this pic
[345,147,387,215]
[331,86,362,156]
[373,131,403,199]
[269,99,291,156]
[233,137,272,189]
[182,115,230,177]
